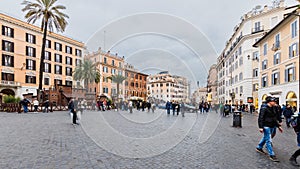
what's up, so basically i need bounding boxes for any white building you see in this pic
[147,71,189,103]
[216,1,297,108]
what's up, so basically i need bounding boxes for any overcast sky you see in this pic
[0,0,298,89]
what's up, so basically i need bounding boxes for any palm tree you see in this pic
[22,0,69,93]
[108,74,127,99]
[73,59,100,88]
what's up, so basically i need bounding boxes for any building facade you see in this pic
[124,63,148,101]
[207,64,218,105]
[216,1,297,108]
[85,48,125,99]
[191,87,208,105]
[0,12,84,98]
[147,71,189,103]
[253,9,299,108]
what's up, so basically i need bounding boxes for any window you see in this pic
[262,60,268,70]
[119,62,122,68]
[111,69,116,75]
[45,39,51,48]
[66,67,72,76]
[104,57,107,64]
[55,42,62,51]
[235,61,238,69]
[25,75,36,84]
[239,72,243,81]
[2,26,14,38]
[26,59,36,70]
[274,34,280,48]
[103,87,108,93]
[253,51,259,60]
[253,68,258,77]
[235,75,238,83]
[45,51,51,61]
[239,57,243,66]
[26,33,36,44]
[240,86,243,93]
[54,79,62,85]
[254,22,261,32]
[1,72,14,81]
[75,49,82,57]
[2,40,14,52]
[44,63,51,73]
[44,78,50,85]
[65,46,72,54]
[26,46,36,57]
[238,46,242,55]
[66,80,72,86]
[273,53,280,65]
[263,43,267,56]
[112,60,115,66]
[289,43,298,58]
[285,67,296,82]
[55,54,62,63]
[262,76,268,87]
[55,65,62,74]
[292,20,298,38]
[103,67,108,73]
[76,59,81,66]
[271,72,280,85]
[118,70,122,76]
[2,54,14,67]
[66,56,72,65]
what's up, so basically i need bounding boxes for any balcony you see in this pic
[271,42,280,51]
[251,26,264,34]
[0,80,21,87]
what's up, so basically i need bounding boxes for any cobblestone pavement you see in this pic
[0,109,299,169]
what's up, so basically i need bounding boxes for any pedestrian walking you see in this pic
[283,105,294,128]
[176,102,180,116]
[43,100,49,113]
[129,101,133,113]
[256,96,283,162]
[289,113,300,166]
[68,99,77,125]
[33,98,39,113]
[172,101,176,116]
[20,98,29,113]
[166,101,171,115]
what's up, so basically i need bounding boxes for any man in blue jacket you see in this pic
[256,96,283,162]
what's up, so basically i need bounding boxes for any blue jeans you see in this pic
[257,127,275,156]
[23,105,28,113]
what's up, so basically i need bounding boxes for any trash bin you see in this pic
[233,111,242,127]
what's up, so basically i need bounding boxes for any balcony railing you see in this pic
[0,80,20,87]
[251,26,264,34]
[272,42,280,51]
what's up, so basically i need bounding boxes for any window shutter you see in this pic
[11,43,14,52]
[273,55,275,65]
[11,56,14,67]
[2,26,4,35]
[60,55,62,63]
[33,35,36,44]
[266,76,268,87]
[2,55,5,66]
[70,58,73,65]
[271,74,274,85]
[26,33,28,42]
[285,69,288,82]
[289,46,292,58]
[33,48,36,57]
[26,46,28,56]
[33,60,36,70]
[296,43,299,56]
[293,67,296,81]
[11,29,14,38]
[49,64,52,73]
[26,59,29,69]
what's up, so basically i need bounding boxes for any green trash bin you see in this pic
[233,111,242,127]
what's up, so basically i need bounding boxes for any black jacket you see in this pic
[258,105,280,128]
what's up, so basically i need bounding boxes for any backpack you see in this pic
[291,116,299,128]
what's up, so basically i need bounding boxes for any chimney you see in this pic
[263,5,268,12]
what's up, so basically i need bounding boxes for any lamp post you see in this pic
[59,87,63,110]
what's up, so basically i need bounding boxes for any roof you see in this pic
[253,9,299,47]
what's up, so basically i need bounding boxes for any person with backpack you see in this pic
[283,105,294,128]
[256,96,283,162]
[289,113,300,166]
